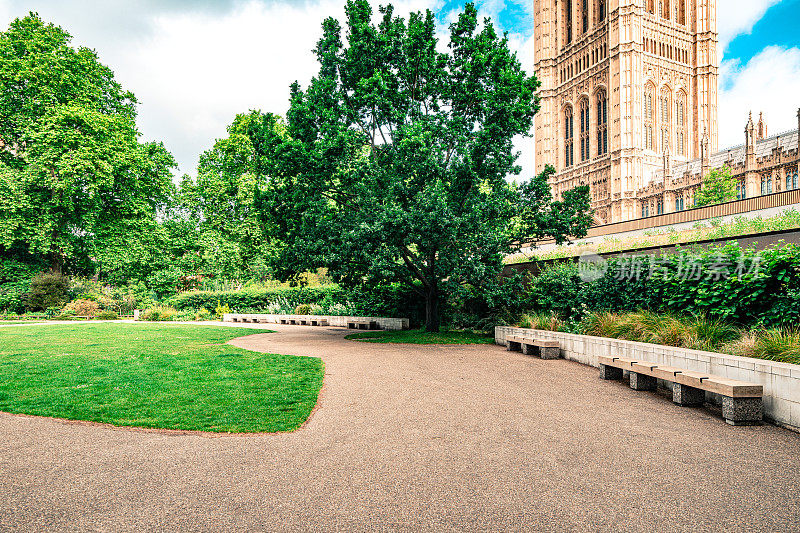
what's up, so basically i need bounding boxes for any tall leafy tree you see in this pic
[263,1,592,330]
[694,165,737,208]
[183,110,288,280]
[0,14,175,274]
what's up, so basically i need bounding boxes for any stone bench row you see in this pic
[599,355,763,426]
[223,314,409,331]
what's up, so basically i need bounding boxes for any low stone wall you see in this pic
[223,314,409,331]
[496,326,800,432]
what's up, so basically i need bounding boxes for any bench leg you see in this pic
[521,343,537,356]
[672,383,705,407]
[599,364,623,380]
[506,341,522,352]
[629,372,657,391]
[722,397,763,426]
[540,346,561,360]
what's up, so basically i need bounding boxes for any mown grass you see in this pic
[0,323,324,433]
[346,329,494,344]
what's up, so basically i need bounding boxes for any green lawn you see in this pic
[346,329,494,344]
[0,323,323,433]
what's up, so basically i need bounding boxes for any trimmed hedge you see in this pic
[523,243,800,328]
[165,287,344,312]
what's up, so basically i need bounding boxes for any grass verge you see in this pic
[0,323,323,433]
[346,329,493,344]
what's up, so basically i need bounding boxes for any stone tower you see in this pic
[534,0,719,223]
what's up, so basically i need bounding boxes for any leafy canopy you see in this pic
[694,165,737,208]
[261,1,592,330]
[0,13,175,274]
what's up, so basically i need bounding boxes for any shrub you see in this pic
[64,299,101,317]
[140,306,178,322]
[195,308,212,321]
[96,310,119,320]
[214,301,232,320]
[294,304,312,315]
[24,273,69,311]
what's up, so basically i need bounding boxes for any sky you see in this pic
[1,0,799,179]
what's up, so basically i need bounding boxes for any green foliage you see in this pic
[63,298,100,317]
[214,301,232,319]
[0,14,175,276]
[294,303,312,315]
[96,309,119,320]
[0,324,321,432]
[140,305,178,322]
[523,243,800,327]
[24,272,68,311]
[693,165,737,208]
[261,1,591,331]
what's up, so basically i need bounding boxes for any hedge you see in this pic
[523,243,800,328]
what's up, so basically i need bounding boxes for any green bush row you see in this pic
[520,243,800,328]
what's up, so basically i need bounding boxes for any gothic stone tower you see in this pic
[534,0,719,223]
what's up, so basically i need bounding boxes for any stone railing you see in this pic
[496,326,800,432]
[224,313,409,331]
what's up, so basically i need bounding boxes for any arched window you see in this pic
[597,0,606,23]
[659,87,671,152]
[644,85,655,150]
[678,0,686,25]
[564,106,574,167]
[579,99,590,162]
[737,182,746,200]
[582,0,589,33]
[676,91,686,156]
[660,0,670,19]
[565,0,573,45]
[647,0,655,14]
[761,175,773,195]
[596,90,608,155]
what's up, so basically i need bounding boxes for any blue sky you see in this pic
[1,0,799,176]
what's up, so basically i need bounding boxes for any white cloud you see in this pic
[717,0,780,50]
[719,46,800,148]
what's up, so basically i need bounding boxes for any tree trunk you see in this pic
[425,288,440,332]
[50,252,63,276]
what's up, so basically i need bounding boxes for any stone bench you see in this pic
[347,319,379,330]
[598,355,763,426]
[310,319,329,327]
[506,335,562,360]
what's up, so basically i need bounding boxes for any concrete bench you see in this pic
[347,320,379,330]
[311,319,329,327]
[598,355,763,426]
[506,335,562,360]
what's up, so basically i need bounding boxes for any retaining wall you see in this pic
[224,313,409,331]
[496,326,800,431]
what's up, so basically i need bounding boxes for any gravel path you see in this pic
[1,323,799,532]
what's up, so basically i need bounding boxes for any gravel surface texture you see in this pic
[1,323,799,532]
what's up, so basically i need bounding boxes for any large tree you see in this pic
[262,1,592,331]
[181,110,288,280]
[0,14,175,275]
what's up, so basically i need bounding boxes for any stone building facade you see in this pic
[638,111,800,218]
[533,0,720,223]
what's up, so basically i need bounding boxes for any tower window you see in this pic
[676,93,686,156]
[678,0,686,24]
[598,0,606,23]
[644,87,654,150]
[566,0,573,45]
[580,99,590,162]
[582,0,588,33]
[597,90,608,155]
[659,87,671,153]
[565,106,574,167]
